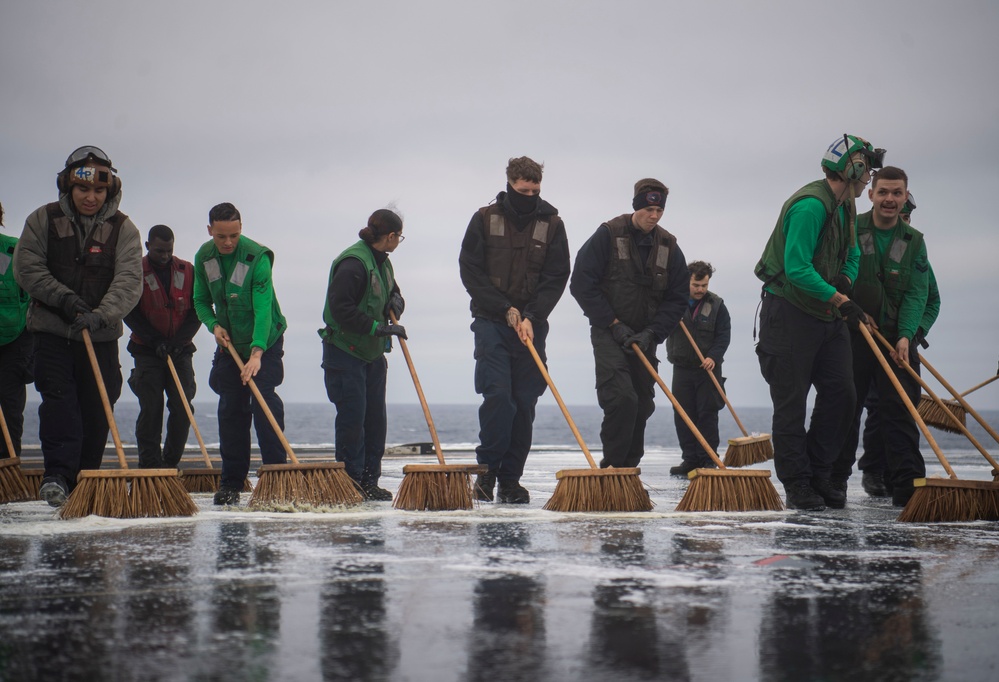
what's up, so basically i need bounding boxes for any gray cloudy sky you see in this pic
[2,0,998,411]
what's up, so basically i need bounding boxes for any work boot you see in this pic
[213,486,241,506]
[362,483,393,501]
[497,480,530,504]
[811,478,847,509]
[670,460,704,477]
[861,471,889,497]
[474,472,497,502]
[40,476,69,508]
[784,482,826,511]
[892,483,915,508]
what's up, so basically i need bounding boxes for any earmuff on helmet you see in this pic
[821,134,886,182]
[56,145,121,196]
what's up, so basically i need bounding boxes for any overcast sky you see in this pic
[2,1,997,412]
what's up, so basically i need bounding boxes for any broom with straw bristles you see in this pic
[528,337,653,513]
[224,343,363,510]
[856,325,999,522]
[632,344,783,512]
[871,328,999,478]
[0,403,32,503]
[60,329,198,519]
[166,356,252,494]
[391,313,486,511]
[916,374,998,433]
[917,354,999,469]
[677,320,773,467]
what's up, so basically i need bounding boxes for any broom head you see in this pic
[0,457,33,503]
[916,395,966,433]
[59,469,198,519]
[722,434,774,467]
[675,468,784,512]
[393,463,487,511]
[180,468,253,493]
[248,461,363,511]
[543,467,653,513]
[897,477,999,522]
[22,468,44,501]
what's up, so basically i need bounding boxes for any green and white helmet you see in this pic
[821,134,883,179]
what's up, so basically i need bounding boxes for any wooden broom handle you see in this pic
[390,312,445,465]
[225,343,299,464]
[960,374,999,397]
[522,335,598,469]
[0,402,16,458]
[633,343,726,469]
[871,328,999,471]
[918,352,999,448]
[81,329,128,469]
[166,355,213,467]
[857,325,956,478]
[677,320,749,436]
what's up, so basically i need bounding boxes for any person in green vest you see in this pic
[857,190,940,498]
[193,202,288,506]
[754,134,883,511]
[319,208,407,500]
[0,200,33,459]
[831,168,930,507]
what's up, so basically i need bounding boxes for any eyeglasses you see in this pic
[65,145,116,171]
[395,233,405,243]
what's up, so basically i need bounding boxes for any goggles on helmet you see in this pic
[65,145,116,172]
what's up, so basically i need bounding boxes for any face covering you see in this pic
[506,183,540,214]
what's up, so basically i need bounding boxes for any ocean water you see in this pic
[18,401,999,468]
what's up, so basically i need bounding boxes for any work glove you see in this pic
[169,344,187,358]
[388,292,405,320]
[374,323,408,340]
[70,311,104,334]
[913,328,928,349]
[155,343,170,360]
[625,328,658,354]
[832,274,853,297]
[838,300,869,330]
[610,322,635,347]
[61,294,90,321]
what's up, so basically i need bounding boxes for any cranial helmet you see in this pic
[821,134,886,181]
[902,191,916,215]
[57,145,121,195]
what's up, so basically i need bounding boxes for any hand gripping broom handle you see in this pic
[166,355,213,467]
[81,329,128,469]
[225,343,299,464]
[523,336,598,469]
[632,343,726,469]
[857,324,956,478]
[871,328,999,471]
[918,352,999,448]
[678,320,749,437]
[0,403,16,458]
[390,312,446,465]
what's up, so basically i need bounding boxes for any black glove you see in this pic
[155,343,170,360]
[61,294,90,321]
[169,344,187,358]
[611,322,635,347]
[913,328,928,349]
[374,323,408,340]
[625,328,658,354]
[838,300,869,330]
[388,292,405,320]
[832,274,853,297]
[70,311,103,333]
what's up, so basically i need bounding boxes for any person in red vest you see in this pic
[123,225,201,469]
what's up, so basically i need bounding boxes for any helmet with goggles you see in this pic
[821,134,886,181]
[57,145,120,194]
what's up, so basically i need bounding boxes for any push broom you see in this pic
[632,344,783,512]
[528,337,653,513]
[60,329,198,519]
[857,324,999,522]
[225,343,363,510]
[166,355,252,494]
[391,313,486,511]
[0,403,32,503]
[677,320,773,467]
[918,353,999,468]
[916,374,997,433]
[871,328,999,479]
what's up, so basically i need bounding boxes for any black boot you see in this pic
[474,472,496,502]
[497,480,530,504]
[362,482,393,501]
[213,486,241,506]
[861,471,889,497]
[784,482,826,511]
[811,478,846,509]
